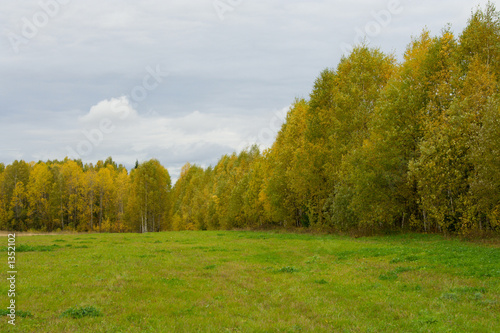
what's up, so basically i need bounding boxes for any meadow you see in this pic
[1,231,499,332]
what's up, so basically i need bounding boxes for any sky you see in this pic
[0,0,487,181]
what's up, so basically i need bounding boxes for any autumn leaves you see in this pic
[172,3,500,234]
[1,3,499,235]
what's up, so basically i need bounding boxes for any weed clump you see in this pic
[440,293,459,302]
[0,244,61,252]
[314,279,328,284]
[390,255,419,263]
[0,309,33,317]
[61,306,102,319]
[277,266,299,273]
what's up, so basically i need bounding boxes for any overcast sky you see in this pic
[0,0,486,181]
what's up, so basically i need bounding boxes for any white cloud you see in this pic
[61,97,287,179]
[79,96,139,124]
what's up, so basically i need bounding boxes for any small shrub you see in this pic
[61,306,102,319]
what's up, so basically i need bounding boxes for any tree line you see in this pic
[172,3,500,235]
[2,3,499,234]
[0,158,170,233]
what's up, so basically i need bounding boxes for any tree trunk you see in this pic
[90,192,93,230]
[99,192,103,233]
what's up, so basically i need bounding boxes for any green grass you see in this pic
[1,231,499,332]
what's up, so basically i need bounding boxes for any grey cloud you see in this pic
[0,0,487,179]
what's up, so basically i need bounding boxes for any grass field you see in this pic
[1,231,499,332]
